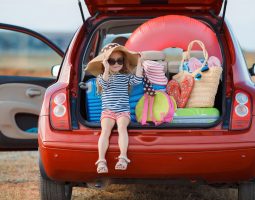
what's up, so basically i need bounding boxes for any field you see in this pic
[0,54,61,77]
[244,51,255,69]
[0,51,254,78]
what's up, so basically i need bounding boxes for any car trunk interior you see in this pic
[78,16,225,129]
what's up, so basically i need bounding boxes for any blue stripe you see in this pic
[97,73,142,113]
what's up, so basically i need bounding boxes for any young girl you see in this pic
[86,43,143,173]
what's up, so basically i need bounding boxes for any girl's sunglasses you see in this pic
[108,58,124,65]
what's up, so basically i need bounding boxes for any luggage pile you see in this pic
[84,40,222,125]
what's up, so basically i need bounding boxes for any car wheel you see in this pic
[238,182,255,200]
[40,174,72,200]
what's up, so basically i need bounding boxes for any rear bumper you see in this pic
[39,142,255,184]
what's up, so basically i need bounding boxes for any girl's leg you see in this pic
[115,116,130,170]
[96,117,115,173]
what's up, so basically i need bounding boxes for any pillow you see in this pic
[141,50,167,72]
[141,50,165,61]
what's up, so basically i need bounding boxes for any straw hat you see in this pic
[85,43,139,76]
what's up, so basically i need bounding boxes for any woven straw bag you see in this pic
[173,40,222,108]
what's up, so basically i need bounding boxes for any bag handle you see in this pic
[162,93,175,122]
[141,94,158,125]
[148,95,157,125]
[186,40,208,60]
[149,95,165,126]
[181,40,209,71]
[141,94,149,125]
[189,41,211,77]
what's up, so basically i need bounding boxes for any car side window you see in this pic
[0,29,62,78]
[82,31,100,70]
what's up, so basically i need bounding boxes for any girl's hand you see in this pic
[136,54,144,77]
[102,58,110,81]
[102,58,110,71]
[137,54,144,69]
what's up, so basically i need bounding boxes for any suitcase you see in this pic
[85,78,102,121]
[172,107,220,123]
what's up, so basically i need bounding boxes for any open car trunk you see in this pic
[78,16,225,129]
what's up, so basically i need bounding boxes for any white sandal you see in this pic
[115,156,130,170]
[95,159,108,174]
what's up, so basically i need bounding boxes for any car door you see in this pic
[0,23,64,150]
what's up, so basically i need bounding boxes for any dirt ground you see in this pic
[0,151,238,200]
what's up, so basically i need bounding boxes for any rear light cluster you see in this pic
[50,89,71,130]
[231,90,252,130]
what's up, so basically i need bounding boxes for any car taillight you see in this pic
[230,90,252,130]
[50,89,71,130]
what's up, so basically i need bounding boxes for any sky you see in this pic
[0,0,254,51]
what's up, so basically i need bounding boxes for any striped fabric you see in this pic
[143,60,168,85]
[97,73,142,112]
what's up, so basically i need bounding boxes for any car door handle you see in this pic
[26,88,42,97]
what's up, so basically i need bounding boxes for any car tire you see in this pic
[238,182,255,200]
[40,174,72,200]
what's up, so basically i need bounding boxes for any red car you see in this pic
[1,1,255,200]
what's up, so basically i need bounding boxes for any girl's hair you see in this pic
[96,51,131,94]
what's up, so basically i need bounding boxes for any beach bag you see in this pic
[173,40,222,108]
[135,91,175,125]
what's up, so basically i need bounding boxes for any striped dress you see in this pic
[97,73,142,112]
